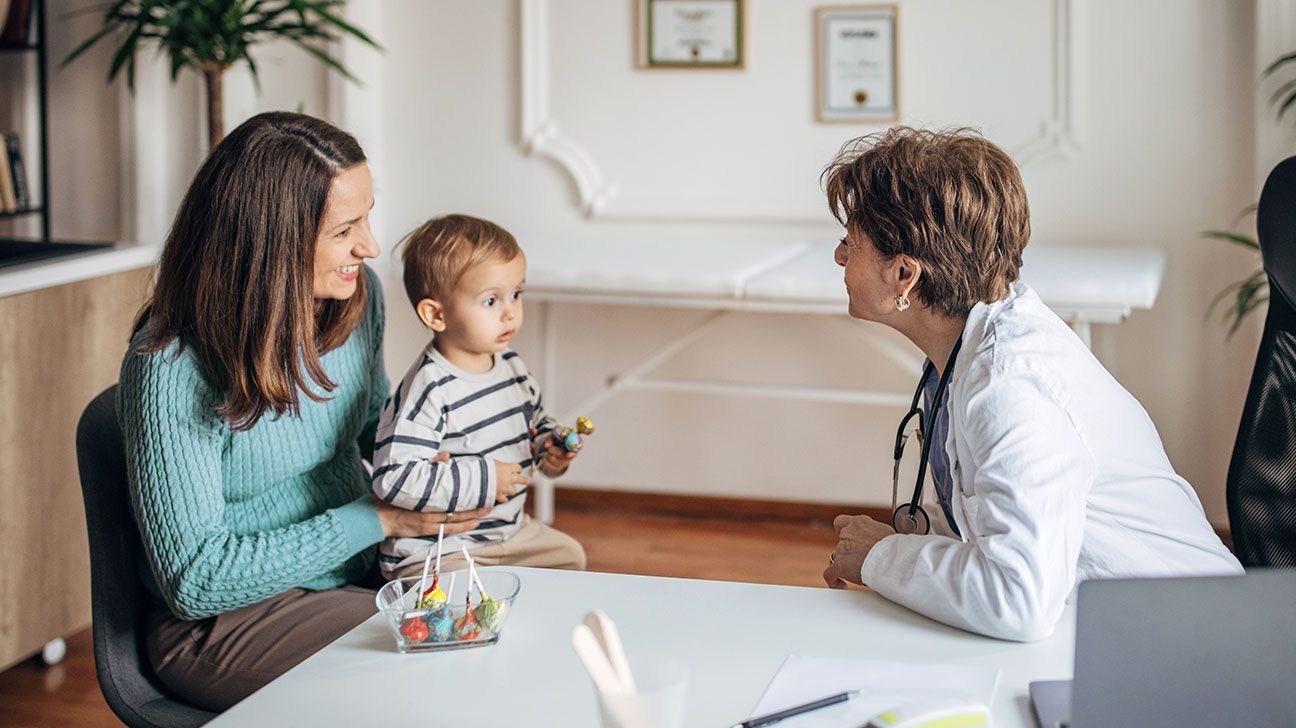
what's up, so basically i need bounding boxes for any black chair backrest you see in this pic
[1227,156,1296,568]
[76,385,216,727]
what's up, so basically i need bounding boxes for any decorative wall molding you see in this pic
[1010,0,1082,165]
[519,0,618,216]
[519,0,1080,221]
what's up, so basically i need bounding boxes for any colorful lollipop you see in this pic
[462,546,509,631]
[399,616,428,643]
[551,415,596,453]
[428,573,455,641]
[453,595,482,640]
[417,524,448,609]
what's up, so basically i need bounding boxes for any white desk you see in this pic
[208,567,1074,727]
[521,237,1165,521]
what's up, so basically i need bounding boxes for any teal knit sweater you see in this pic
[118,266,390,620]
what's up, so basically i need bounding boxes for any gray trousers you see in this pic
[145,584,377,712]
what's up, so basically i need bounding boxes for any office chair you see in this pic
[76,385,218,727]
[1227,156,1296,568]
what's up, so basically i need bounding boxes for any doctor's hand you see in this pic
[823,514,895,589]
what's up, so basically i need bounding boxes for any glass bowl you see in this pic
[375,569,521,653]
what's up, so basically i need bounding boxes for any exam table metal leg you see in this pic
[536,300,557,524]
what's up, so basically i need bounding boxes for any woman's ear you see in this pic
[896,254,924,301]
[416,298,447,331]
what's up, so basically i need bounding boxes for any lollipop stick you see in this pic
[434,523,445,578]
[460,546,489,600]
[416,548,434,602]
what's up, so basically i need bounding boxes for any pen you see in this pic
[731,690,861,728]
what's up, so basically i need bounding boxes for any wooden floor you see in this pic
[0,507,838,727]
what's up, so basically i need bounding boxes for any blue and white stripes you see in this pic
[372,345,554,576]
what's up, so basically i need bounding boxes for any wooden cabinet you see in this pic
[0,265,151,670]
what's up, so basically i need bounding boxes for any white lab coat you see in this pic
[860,283,1243,642]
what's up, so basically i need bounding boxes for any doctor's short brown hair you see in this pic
[823,126,1031,318]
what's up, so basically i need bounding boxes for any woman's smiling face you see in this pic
[313,163,379,300]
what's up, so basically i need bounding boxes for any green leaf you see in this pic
[1279,88,1296,121]
[309,4,382,49]
[1269,78,1296,109]
[290,40,356,82]
[1206,281,1243,323]
[63,0,381,102]
[1207,269,1270,339]
[61,23,119,68]
[1200,230,1261,250]
[1263,51,1296,77]
[244,49,262,92]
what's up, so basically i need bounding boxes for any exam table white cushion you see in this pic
[524,236,808,299]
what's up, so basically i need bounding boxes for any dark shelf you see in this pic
[2,0,50,243]
[0,239,115,269]
[0,206,44,220]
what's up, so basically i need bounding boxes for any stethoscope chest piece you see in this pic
[892,505,930,535]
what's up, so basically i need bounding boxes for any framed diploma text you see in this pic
[638,0,745,69]
[815,5,899,122]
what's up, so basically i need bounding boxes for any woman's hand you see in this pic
[823,514,895,589]
[373,452,492,538]
[374,500,490,539]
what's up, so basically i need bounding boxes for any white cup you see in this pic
[595,655,688,728]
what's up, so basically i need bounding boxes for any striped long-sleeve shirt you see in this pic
[372,345,556,576]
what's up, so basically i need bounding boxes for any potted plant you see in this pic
[1198,53,1296,337]
[63,0,379,150]
[1201,217,1267,338]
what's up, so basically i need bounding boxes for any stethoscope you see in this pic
[891,336,963,535]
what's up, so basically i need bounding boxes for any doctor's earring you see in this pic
[894,295,910,312]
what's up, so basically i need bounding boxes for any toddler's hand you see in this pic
[533,428,578,477]
[494,460,529,503]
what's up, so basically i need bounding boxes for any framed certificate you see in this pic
[638,0,745,69]
[815,5,899,122]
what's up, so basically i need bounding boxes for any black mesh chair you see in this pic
[76,385,218,727]
[1227,156,1296,568]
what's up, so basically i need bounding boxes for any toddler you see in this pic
[372,214,586,578]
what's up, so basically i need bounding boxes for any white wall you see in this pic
[361,0,1267,527]
[35,0,1279,527]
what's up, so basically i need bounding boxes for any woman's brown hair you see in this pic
[823,126,1031,318]
[133,112,369,430]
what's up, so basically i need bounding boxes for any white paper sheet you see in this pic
[747,655,999,727]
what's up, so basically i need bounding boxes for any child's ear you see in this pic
[416,298,447,332]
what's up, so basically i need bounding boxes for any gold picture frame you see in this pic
[637,0,746,70]
[815,5,900,123]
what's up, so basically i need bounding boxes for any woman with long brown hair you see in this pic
[118,112,490,711]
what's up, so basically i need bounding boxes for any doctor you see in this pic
[821,127,1242,642]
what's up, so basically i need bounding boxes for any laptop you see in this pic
[1031,569,1296,728]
